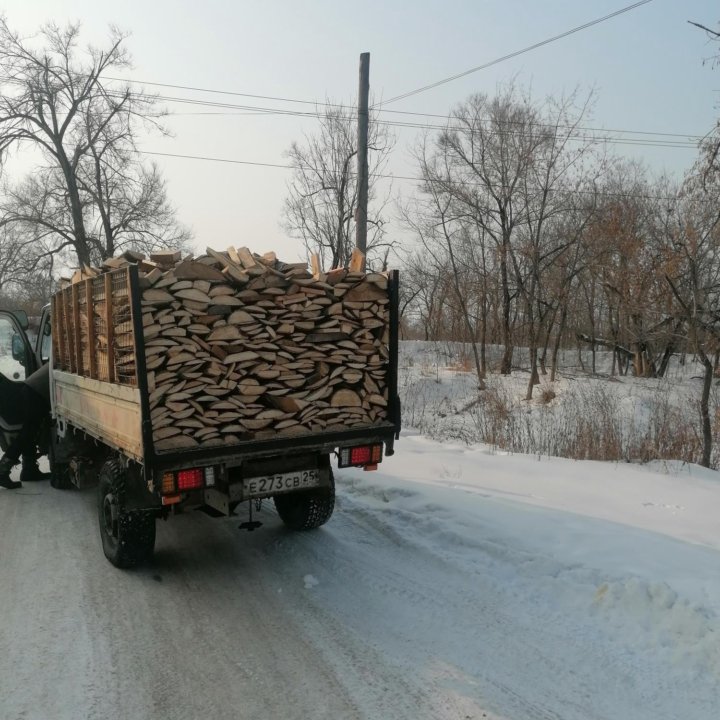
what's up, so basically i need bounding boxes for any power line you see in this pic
[142,150,290,170]
[379,0,656,106]
[104,76,341,109]
[138,149,679,201]
[95,73,703,141]
[162,104,702,148]
[166,105,703,144]
[0,73,698,167]
[367,119,698,149]
[118,91,698,149]
[127,86,704,142]
[382,112,704,141]
[0,71,701,146]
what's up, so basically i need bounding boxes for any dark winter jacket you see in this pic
[0,364,50,424]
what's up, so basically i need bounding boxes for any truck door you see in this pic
[0,310,39,381]
[35,305,52,367]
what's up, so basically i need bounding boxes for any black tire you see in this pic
[274,467,335,531]
[98,458,156,568]
[48,431,73,490]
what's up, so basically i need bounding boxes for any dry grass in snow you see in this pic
[399,341,720,469]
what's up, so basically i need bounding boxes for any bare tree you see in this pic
[0,223,55,315]
[401,181,486,387]
[508,92,598,399]
[431,86,541,375]
[413,84,597,397]
[688,19,720,61]
[542,189,599,382]
[664,147,720,468]
[80,150,190,257]
[283,101,394,269]
[399,251,444,340]
[0,223,47,288]
[0,269,55,316]
[0,19,189,267]
[688,20,720,181]
[568,161,682,381]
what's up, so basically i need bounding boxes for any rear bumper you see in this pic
[150,424,398,476]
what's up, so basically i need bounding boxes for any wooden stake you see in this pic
[85,278,97,379]
[105,273,116,383]
[63,288,75,374]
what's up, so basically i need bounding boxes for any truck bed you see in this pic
[50,262,400,478]
[53,370,144,462]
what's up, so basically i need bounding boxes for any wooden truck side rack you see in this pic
[51,264,401,483]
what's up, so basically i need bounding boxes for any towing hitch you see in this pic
[239,499,263,532]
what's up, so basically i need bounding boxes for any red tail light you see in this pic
[177,468,204,491]
[350,446,372,464]
[339,444,383,468]
[160,466,216,495]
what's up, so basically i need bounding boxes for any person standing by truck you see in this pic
[0,363,51,489]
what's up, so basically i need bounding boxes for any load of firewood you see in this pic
[61,247,392,451]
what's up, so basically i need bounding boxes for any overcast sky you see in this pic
[4,0,719,263]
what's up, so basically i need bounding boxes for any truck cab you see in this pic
[0,308,41,377]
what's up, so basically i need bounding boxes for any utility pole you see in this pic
[355,52,370,269]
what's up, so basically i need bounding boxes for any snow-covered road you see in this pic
[1,437,718,720]
[1,469,496,720]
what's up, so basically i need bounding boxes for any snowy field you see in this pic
[0,341,719,719]
[399,341,720,467]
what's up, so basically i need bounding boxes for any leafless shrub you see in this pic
[448,353,474,373]
[398,341,719,468]
[466,379,716,468]
[468,380,521,450]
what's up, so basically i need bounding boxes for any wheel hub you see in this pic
[102,492,119,540]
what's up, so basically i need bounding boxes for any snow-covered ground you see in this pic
[341,433,720,719]
[399,341,720,466]
[1,342,719,719]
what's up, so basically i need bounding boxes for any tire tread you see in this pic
[98,458,155,568]
[274,467,335,531]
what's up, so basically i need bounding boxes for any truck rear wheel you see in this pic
[98,459,156,568]
[274,467,335,530]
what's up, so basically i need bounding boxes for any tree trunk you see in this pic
[540,308,556,376]
[446,235,484,388]
[92,153,114,259]
[58,151,92,266]
[700,353,713,468]
[657,342,674,378]
[479,294,487,377]
[587,300,596,375]
[526,343,539,401]
[499,237,513,374]
[550,302,569,383]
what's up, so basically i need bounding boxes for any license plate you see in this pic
[244,468,320,498]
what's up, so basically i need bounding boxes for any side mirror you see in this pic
[11,333,25,363]
[12,310,29,330]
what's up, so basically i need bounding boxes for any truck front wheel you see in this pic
[274,467,335,530]
[98,459,156,568]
